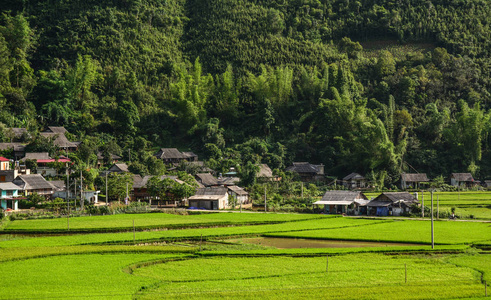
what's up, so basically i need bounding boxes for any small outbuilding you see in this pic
[342,173,366,189]
[286,162,324,181]
[450,173,476,188]
[0,182,21,210]
[188,187,229,210]
[227,185,249,207]
[313,190,369,215]
[400,173,429,189]
[367,192,418,216]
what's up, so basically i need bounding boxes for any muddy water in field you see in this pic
[230,237,425,249]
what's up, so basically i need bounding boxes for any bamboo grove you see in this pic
[1,0,491,186]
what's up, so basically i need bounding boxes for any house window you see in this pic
[0,176,5,182]
[6,190,13,197]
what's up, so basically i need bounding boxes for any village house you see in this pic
[40,126,81,152]
[188,187,229,210]
[227,185,249,207]
[4,128,29,142]
[12,174,56,197]
[342,173,366,189]
[96,152,121,168]
[0,182,21,211]
[314,190,369,215]
[286,162,324,181]
[20,152,70,177]
[132,175,186,205]
[195,173,219,187]
[400,173,429,190]
[0,159,30,183]
[154,148,198,164]
[367,192,418,216]
[257,164,280,182]
[0,143,26,160]
[107,163,129,173]
[450,173,476,188]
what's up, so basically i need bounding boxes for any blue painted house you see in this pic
[0,182,21,210]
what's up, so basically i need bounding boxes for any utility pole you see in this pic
[421,191,424,218]
[74,178,77,209]
[437,195,439,219]
[105,171,108,206]
[301,182,304,198]
[66,164,70,231]
[80,170,83,210]
[431,190,434,249]
[126,181,129,205]
[264,185,267,212]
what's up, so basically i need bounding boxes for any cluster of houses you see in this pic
[313,190,420,217]
[0,125,485,212]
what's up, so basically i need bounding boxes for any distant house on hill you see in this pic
[108,163,129,173]
[400,173,429,189]
[195,173,219,187]
[96,152,121,168]
[450,173,476,188]
[314,190,368,215]
[40,126,80,151]
[21,153,70,177]
[188,187,229,210]
[4,128,28,142]
[154,148,198,164]
[0,143,26,160]
[286,162,324,181]
[227,185,249,206]
[367,192,418,216]
[342,173,366,189]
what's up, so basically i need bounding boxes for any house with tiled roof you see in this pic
[400,173,429,190]
[286,162,324,181]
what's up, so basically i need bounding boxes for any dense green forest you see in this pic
[0,0,491,186]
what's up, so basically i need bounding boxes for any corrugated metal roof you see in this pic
[313,200,354,205]
[320,190,367,202]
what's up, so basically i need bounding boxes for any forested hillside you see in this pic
[1,0,491,185]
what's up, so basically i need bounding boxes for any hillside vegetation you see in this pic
[1,0,491,184]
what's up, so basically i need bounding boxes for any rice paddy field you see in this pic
[1,210,490,299]
[365,191,491,220]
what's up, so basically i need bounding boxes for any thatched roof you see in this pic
[154,148,186,160]
[196,173,218,187]
[451,173,474,182]
[108,163,129,173]
[96,152,122,160]
[258,164,273,178]
[40,132,79,148]
[228,185,248,196]
[5,128,27,138]
[133,175,180,189]
[21,152,51,161]
[0,143,25,152]
[47,126,68,134]
[343,173,365,181]
[401,173,429,182]
[13,174,55,190]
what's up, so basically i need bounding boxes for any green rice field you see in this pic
[0,210,490,299]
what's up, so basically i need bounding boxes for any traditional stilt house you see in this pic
[313,190,369,215]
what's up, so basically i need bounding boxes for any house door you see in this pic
[212,201,218,210]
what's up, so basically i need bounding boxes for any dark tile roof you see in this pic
[154,148,186,160]
[401,173,429,182]
[13,174,56,190]
[196,173,219,186]
[368,192,418,207]
[343,173,365,181]
[133,175,179,189]
[451,173,474,182]
[286,162,322,174]
[49,180,66,191]
[228,185,248,196]
[321,190,367,202]
[182,151,198,159]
